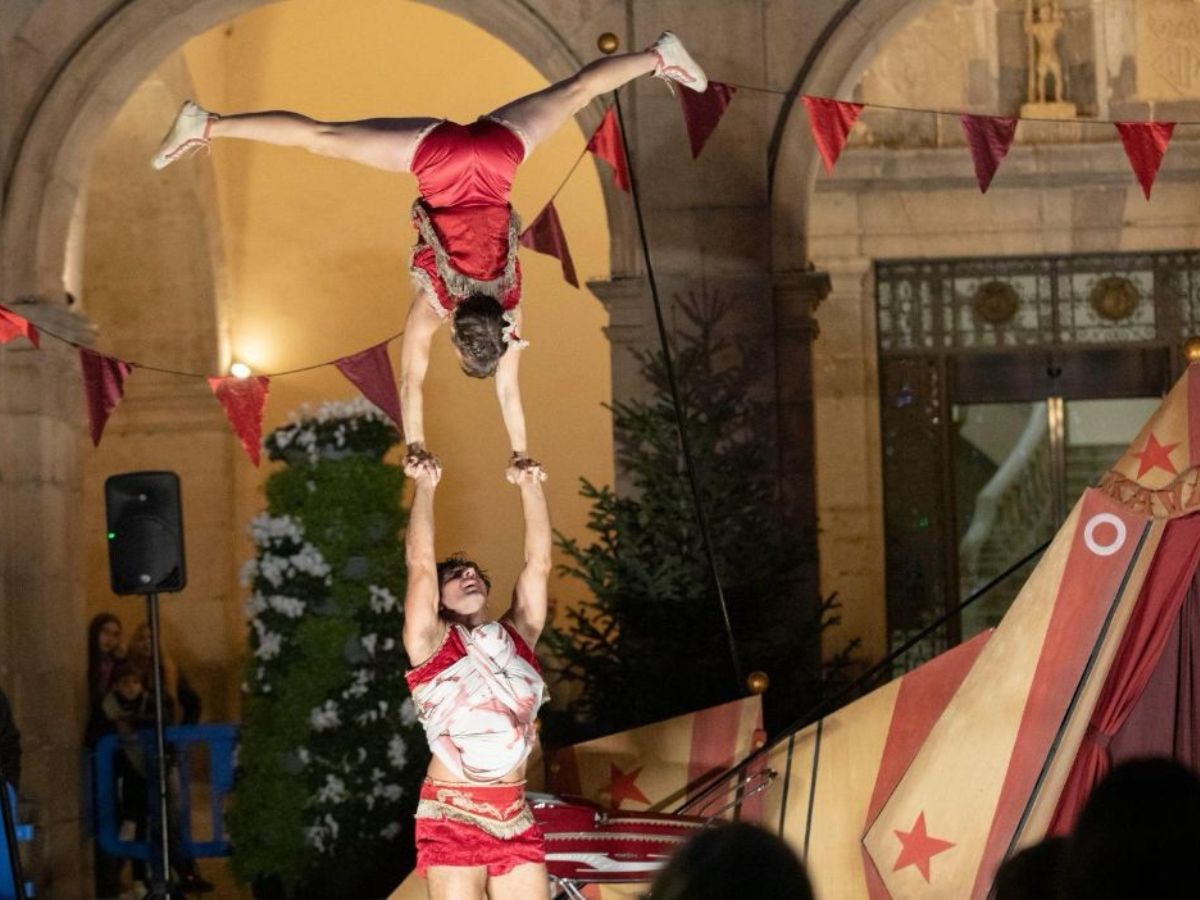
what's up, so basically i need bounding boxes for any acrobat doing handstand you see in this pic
[153,32,707,480]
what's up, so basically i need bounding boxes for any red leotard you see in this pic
[409,118,527,315]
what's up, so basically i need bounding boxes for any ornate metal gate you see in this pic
[876,250,1198,665]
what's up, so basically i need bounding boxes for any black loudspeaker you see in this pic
[104,471,187,595]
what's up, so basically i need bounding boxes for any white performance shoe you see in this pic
[650,32,708,93]
[152,100,216,170]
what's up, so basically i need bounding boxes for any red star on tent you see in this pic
[1132,432,1180,478]
[893,811,955,883]
[602,763,650,810]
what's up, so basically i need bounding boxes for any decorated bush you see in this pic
[229,398,426,897]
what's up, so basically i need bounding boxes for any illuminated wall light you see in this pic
[230,361,252,378]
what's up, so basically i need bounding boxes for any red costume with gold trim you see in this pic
[405,620,547,876]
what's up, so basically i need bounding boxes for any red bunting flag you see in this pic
[79,348,132,446]
[0,305,40,348]
[1115,121,1176,200]
[959,114,1018,193]
[519,202,579,288]
[677,80,737,158]
[334,342,403,431]
[587,107,630,192]
[208,375,270,466]
[802,95,863,174]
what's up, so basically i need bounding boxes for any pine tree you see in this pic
[543,295,856,744]
[228,399,426,897]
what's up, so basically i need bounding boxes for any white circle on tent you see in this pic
[1083,513,1127,557]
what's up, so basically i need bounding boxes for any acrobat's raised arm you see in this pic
[402,457,444,665]
[503,462,552,648]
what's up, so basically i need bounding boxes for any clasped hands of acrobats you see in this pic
[153,28,707,900]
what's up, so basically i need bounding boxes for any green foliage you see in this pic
[228,401,426,895]
[544,295,857,743]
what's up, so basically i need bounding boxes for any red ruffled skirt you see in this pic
[414,779,545,877]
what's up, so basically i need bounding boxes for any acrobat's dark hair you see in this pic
[436,554,493,594]
[451,294,508,379]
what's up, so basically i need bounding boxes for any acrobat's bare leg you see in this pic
[487,32,706,154]
[152,102,438,173]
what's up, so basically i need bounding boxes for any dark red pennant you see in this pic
[587,107,630,192]
[959,114,1018,193]
[334,342,403,431]
[0,305,40,348]
[208,375,270,466]
[79,348,132,446]
[802,95,863,174]
[1115,121,1176,200]
[677,80,737,158]
[519,202,579,288]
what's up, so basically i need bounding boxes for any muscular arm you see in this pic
[494,314,528,456]
[399,294,445,452]
[505,467,552,647]
[402,462,444,665]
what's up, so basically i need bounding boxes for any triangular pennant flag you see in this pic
[959,114,1018,193]
[0,305,40,348]
[677,80,737,158]
[208,375,270,466]
[79,348,132,446]
[1115,121,1176,200]
[587,107,630,192]
[334,342,403,431]
[519,202,579,288]
[802,95,863,174]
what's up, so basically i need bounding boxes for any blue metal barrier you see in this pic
[92,724,238,861]
[0,783,34,900]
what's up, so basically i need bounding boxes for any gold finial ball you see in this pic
[1185,336,1200,364]
[746,670,770,695]
[597,32,620,54]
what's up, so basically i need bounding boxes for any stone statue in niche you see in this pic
[1022,0,1077,118]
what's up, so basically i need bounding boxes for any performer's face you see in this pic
[439,563,489,616]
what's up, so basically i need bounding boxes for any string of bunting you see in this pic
[0,79,1190,463]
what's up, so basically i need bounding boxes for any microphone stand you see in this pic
[0,757,27,900]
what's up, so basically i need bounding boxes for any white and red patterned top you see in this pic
[405,620,546,783]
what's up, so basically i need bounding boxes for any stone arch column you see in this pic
[766,0,939,662]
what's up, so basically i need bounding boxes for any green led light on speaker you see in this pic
[106,531,116,540]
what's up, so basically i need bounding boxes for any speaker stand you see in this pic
[141,592,183,900]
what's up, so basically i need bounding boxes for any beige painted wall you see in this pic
[83,0,614,721]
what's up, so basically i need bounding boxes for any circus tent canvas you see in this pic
[752,362,1200,898]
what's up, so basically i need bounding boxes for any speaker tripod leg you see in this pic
[144,592,183,900]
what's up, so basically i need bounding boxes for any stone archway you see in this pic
[2,0,634,302]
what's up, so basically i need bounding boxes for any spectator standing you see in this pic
[1058,757,1200,900]
[85,613,127,900]
[118,630,211,893]
[0,687,19,791]
[649,822,814,900]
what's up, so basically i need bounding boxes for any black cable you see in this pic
[610,89,745,691]
[675,536,1052,814]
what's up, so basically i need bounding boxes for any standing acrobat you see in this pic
[400,452,552,899]
[152,33,707,478]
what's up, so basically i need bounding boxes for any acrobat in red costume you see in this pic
[153,32,707,484]
[397,448,552,899]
